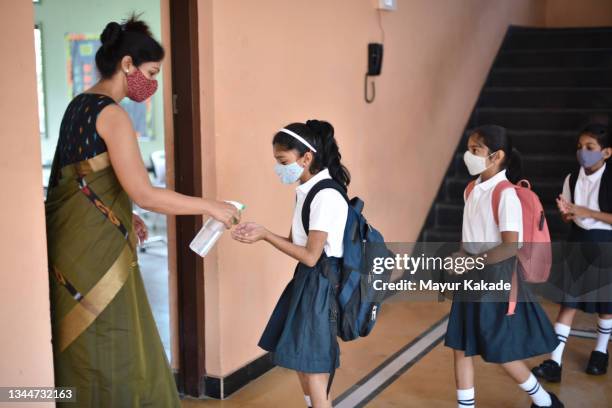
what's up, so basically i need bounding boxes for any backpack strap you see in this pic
[491,180,515,225]
[491,179,523,316]
[467,178,522,316]
[464,180,476,201]
[465,179,516,225]
[301,178,349,232]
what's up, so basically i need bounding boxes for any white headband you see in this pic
[279,128,317,153]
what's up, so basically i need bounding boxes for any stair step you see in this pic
[471,108,612,131]
[458,130,577,154]
[495,48,612,69]
[486,68,612,88]
[505,27,612,50]
[420,227,462,243]
[478,87,612,109]
[511,130,576,154]
[420,26,610,243]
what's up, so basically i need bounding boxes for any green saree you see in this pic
[45,153,181,407]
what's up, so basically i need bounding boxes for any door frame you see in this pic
[169,0,206,397]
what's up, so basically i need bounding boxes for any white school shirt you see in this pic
[291,168,348,257]
[560,163,612,231]
[462,170,523,253]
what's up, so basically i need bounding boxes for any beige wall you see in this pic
[10,0,612,392]
[545,0,612,27]
[198,0,546,377]
[0,1,55,406]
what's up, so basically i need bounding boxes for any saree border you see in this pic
[56,244,137,352]
[52,152,139,351]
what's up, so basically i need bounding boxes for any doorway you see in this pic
[34,0,207,398]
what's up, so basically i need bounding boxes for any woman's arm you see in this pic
[232,222,326,267]
[97,105,238,226]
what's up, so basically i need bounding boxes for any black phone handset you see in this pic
[365,43,383,104]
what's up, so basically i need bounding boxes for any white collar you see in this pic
[296,168,332,194]
[475,169,508,191]
[579,162,606,183]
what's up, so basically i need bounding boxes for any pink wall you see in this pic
[0,1,55,405]
[545,0,612,27]
[197,0,546,377]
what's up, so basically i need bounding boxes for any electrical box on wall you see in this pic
[377,0,397,11]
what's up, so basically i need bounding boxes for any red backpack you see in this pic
[465,179,552,315]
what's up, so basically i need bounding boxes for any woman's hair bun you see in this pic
[100,21,122,50]
[123,13,154,36]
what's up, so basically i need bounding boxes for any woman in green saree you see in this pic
[45,17,239,407]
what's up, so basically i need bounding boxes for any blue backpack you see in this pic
[301,179,391,343]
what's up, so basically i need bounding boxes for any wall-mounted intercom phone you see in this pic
[365,43,383,103]
[368,43,384,76]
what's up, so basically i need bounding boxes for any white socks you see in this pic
[304,395,312,407]
[519,374,551,407]
[551,322,571,365]
[457,388,475,408]
[595,317,612,354]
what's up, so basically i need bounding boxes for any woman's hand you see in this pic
[207,200,241,229]
[133,213,148,244]
[232,222,268,244]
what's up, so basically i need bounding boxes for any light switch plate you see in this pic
[378,0,397,11]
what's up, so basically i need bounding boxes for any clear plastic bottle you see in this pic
[189,200,245,257]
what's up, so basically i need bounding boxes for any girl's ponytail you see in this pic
[305,120,351,189]
[506,147,523,184]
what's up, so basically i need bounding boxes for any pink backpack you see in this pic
[465,179,552,315]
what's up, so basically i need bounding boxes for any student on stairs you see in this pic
[533,123,612,383]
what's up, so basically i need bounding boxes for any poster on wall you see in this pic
[65,33,154,140]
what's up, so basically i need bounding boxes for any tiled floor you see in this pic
[180,299,611,407]
[182,300,451,408]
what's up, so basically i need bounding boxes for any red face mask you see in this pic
[126,68,158,102]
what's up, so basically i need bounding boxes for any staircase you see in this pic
[420,26,612,243]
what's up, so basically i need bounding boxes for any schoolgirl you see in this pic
[445,125,563,408]
[533,123,612,382]
[232,120,350,408]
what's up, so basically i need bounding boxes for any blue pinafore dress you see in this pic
[560,224,612,314]
[444,257,559,363]
[259,256,341,373]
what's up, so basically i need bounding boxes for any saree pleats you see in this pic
[45,155,180,407]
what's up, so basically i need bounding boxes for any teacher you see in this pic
[45,15,239,407]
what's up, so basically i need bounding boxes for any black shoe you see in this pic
[530,392,564,408]
[586,350,608,375]
[532,359,562,383]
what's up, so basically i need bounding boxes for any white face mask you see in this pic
[463,150,495,176]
